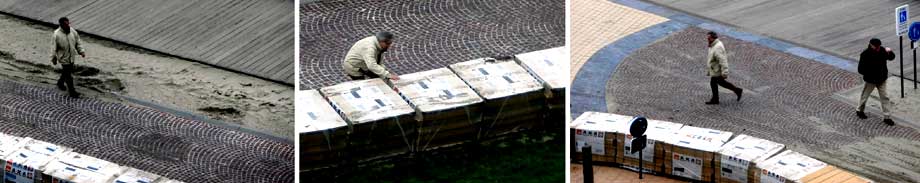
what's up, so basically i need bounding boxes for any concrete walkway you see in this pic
[0,0,296,84]
[0,79,294,182]
[646,0,920,84]
[570,0,920,182]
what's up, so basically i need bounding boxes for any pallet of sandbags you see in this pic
[3,139,71,183]
[515,47,568,126]
[392,68,484,151]
[664,125,733,182]
[42,151,124,182]
[449,58,545,139]
[0,133,29,176]
[113,168,163,183]
[716,134,785,183]
[614,118,683,173]
[297,89,350,169]
[321,78,416,161]
[569,112,634,163]
[758,150,827,183]
[759,150,873,183]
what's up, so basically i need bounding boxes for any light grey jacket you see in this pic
[706,39,729,77]
[343,36,391,79]
[52,27,85,65]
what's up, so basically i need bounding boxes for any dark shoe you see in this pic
[735,89,743,101]
[883,119,894,126]
[856,111,867,119]
[68,92,81,98]
[705,100,719,105]
[57,84,66,91]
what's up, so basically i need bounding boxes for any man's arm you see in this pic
[718,47,729,76]
[362,47,391,79]
[858,53,866,75]
[51,32,58,65]
[886,47,895,61]
[74,30,85,58]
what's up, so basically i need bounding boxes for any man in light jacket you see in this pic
[705,31,742,104]
[51,17,86,98]
[856,38,896,126]
[342,32,399,81]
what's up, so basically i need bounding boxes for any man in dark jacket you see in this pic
[856,38,895,125]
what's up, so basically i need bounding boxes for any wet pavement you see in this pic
[0,79,294,182]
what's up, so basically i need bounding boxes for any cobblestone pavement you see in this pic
[570,0,666,81]
[0,79,294,182]
[300,0,564,89]
[571,164,681,183]
[604,27,920,182]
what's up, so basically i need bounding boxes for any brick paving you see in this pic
[570,0,666,82]
[0,79,294,182]
[300,0,564,90]
[571,164,682,183]
[604,27,920,182]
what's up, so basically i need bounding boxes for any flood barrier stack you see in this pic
[569,111,875,183]
[300,48,565,170]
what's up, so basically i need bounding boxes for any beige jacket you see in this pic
[343,36,391,79]
[706,39,729,77]
[52,27,85,65]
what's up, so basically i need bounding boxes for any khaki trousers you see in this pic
[857,81,891,119]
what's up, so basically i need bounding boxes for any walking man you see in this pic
[343,32,400,81]
[856,38,896,125]
[704,31,742,104]
[51,17,85,98]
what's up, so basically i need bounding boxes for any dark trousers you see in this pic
[710,76,740,101]
[348,70,380,80]
[57,64,77,95]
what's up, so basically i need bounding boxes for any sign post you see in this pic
[897,4,909,98]
[913,22,920,90]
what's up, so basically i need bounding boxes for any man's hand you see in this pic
[389,73,400,81]
[885,47,892,52]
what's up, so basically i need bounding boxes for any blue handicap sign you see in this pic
[902,10,909,23]
[911,22,920,41]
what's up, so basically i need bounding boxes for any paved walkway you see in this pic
[0,0,295,84]
[0,79,294,182]
[571,164,681,183]
[300,0,564,90]
[646,0,920,82]
[570,0,666,82]
[571,1,920,182]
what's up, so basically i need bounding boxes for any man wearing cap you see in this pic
[51,17,86,98]
[856,38,896,125]
[343,32,400,81]
[704,31,743,105]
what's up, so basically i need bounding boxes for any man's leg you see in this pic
[715,76,743,101]
[348,75,364,81]
[707,77,719,104]
[856,82,875,119]
[57,66,68,91]
[62,64,79,97]
[877,81,893,125]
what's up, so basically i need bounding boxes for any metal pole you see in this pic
[915,44,917,89]
[901,36,905,98]
[638,150,643,179]
[583,146,593,183]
